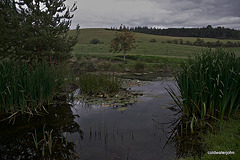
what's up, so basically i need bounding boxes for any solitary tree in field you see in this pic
[0,0,79,63]
[109,25,138,61]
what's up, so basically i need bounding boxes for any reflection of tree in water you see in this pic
[0,103,84,160]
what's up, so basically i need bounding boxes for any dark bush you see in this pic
[179,39,183,44]
[185,40,192,45]
[89,38,101,44]
[173,39,178,44]
[214,40,223,47]
[149,38,157,42]
[116,55,140,60]
[193,38,205,46]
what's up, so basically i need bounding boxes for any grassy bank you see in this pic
[72,53,183,75]
[183,117,240,160]
[167,49,240,159]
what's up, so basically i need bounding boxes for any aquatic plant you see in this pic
[30,125,79,159]
[167,49,240,130]
[30,126,55,156]
[77,73,122,96]
[0,61,57,115]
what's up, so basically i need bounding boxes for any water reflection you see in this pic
[0,80,189,160]
[67,81,178,160]
[0,103,83,160]
[154,107,206,159]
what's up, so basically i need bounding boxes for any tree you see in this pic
[0,0,21,59]
[0,0,79,63]
[109,25,138,61]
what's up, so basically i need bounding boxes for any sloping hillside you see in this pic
[69,28,240,57]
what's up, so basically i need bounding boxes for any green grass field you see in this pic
[70,28,240,58]
[69,28,240,75]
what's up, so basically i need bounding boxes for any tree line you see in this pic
[106,25,240,39]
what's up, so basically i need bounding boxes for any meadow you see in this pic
[70,28,240,57]
[70,28,240,78]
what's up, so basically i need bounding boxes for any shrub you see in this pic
[214,40,223,47]
[179,39,183,44]
[116,55,139,60]
[98,62,112,71]
[206,42,214,47]
[173,39,178,44]
[185,40,192,45]
[78,73,122,96]
[149,38,157,42]
[193,38,205,46]
[134,61,145,72]
[76,60,96,72]
[0,61,57,115]
[226,41,234,47]
[168,49,240,121]
[89,38,101,44]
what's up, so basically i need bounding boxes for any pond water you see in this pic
[0,80,180,160]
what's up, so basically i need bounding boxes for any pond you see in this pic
[0,80,181,160]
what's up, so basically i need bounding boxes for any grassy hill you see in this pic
[70,28,240,58]
[69,28,240,77]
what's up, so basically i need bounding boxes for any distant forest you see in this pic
[106,25,240,39]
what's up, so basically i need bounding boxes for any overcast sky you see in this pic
[65,0,240,29]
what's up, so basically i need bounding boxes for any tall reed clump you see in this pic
[168,49,240,122]
[0,61,57,115]
[78,73,122,96]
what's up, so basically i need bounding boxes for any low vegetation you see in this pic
[134,61,145,72]
[168,49,240,133]
[89,38,101,44]
[74,53,182,74]
[77,73,122,96]
[149,38,157,42]
[0,61,58,115]
[166,49,240,160]
[176,49,240,121]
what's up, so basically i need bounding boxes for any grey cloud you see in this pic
[66,0,240,29]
